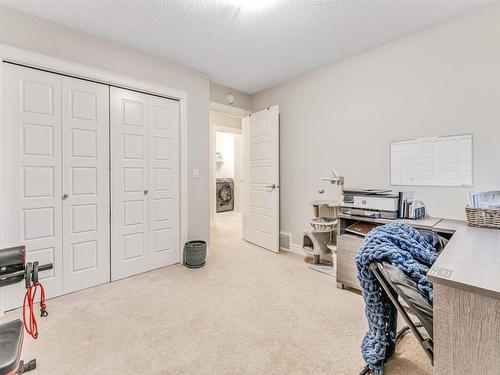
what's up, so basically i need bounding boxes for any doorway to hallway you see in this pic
[210,109,246,239]
[209,104,280,254]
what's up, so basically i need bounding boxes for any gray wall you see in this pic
[252,4,500,246]
[210,82,252,110]
[0,5,210,243]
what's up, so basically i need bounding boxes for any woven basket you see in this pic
[184,240,207,268]
[465,206,500,229]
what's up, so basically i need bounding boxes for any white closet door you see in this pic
[110,87,149,281]
[2,64,63,310]
[61,77,110,293]
[148,96,180,269]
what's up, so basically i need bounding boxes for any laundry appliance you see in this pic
[216,178,234,212]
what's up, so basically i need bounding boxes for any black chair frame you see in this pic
[358,261,434,375]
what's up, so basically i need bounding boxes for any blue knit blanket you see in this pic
[355,222,438,375]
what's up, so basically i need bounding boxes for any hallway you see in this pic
[212,211,242,238]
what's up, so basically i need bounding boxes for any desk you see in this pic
[336,214,500,374]
[335,214,443,290]
[428,220,500,375]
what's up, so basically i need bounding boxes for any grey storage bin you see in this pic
[184,240,207,269]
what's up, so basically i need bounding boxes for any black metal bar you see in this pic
[370,263,434,364]
[0,263,53,280]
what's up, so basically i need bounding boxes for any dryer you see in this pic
[216,178,234,212]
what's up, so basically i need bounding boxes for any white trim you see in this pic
[210,121,215,227]
[209,101,251,118]
[241,116,249,240]
[0,44,189,285]
[179,99,189,264]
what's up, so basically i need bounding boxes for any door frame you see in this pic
[0,44,189,314]
[208,102,250,247]
[211,124,242,225]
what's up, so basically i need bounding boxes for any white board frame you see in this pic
[390,134,473,187]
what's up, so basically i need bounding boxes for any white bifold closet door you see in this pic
[61,77,110,293]
[110,87,179,281]
[2,64,110,310]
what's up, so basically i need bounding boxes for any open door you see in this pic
[242,106,279,253]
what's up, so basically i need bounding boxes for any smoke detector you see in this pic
[226,94,235,105]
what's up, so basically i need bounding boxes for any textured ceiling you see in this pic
[0,0,494,94]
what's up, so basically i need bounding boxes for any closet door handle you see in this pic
[62,193,70,200]
[144,190,148,195]
[265,184,277,190]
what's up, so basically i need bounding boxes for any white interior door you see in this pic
[111,87,149,281]
[148,96,180,269]
[243,106,280,253]
[2,64,63,309]
[62,77,110,293]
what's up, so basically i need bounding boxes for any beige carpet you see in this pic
[1,212,432,374]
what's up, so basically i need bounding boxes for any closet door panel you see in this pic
[148,96,180,268]
[2,64,63,310]
[111,87,149,281]
[62,77,110,293]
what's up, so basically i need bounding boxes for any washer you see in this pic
[216,178,234,212]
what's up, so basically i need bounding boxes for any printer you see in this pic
[340,189,399,219]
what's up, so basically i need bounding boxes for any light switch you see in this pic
[193,168,199,178]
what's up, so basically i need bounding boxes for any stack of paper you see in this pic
[468,191,500,209]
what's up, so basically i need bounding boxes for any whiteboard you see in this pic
[390,134,472,187]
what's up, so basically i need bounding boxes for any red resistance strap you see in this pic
[22,282,48,339]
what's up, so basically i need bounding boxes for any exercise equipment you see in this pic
[0,245,53,374]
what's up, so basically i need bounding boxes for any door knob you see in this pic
[144,190,148,195]
[265,184,276,190]
[62,193,69,199]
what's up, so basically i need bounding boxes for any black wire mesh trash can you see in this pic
[184,240,207,269]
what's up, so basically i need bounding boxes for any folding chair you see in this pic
[359,261,434,374]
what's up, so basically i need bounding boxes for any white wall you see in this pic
[216,132,236,179]
[209,111,243,130]
[0,5,210,243]
[252,4,500,246]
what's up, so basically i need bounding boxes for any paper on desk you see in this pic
[468,190,500,209]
